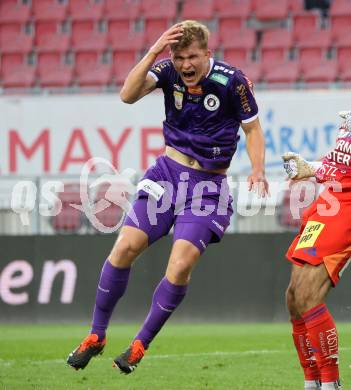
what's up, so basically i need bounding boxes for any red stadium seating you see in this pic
[239,61,262,84]
[302,60,338,83]
[51,183,82,233]
[2,65,36,88]
[109,28,144,51]
[330,0,351,16]
[223,48,252,65]
[261,29,293,49]
[296,29,331,50]
[38,52,73,87]
[298,47,327,72]
[208,30,219,51]
[288,0,304,13]
[218,17,245,37]
[141,0,177,19]
[32,0,67,22]
[68,0,104,21]
[331,15,351,40]
[181,0,214,20]
[78,64,112,87]
[72,21,108,52]
[260,29,292,74]
[338,47,351,81]
[0,0,31,24]
[221,28,256,51]
[0,30,33,54]
[35,21,70,52]
[75,51,112,87]
[113,52,136,85]
[104,0,141,20]
[292,12,320,42]
[254,0,289,21]
[92,183,124,230]
[264,61,300,84]
[215,0,252,18]
[144,19,172,45]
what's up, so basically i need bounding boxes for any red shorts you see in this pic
[286,187,351,286]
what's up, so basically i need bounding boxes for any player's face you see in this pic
[171,41,210,87]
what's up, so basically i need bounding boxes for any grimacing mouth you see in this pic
[182,71,196,78]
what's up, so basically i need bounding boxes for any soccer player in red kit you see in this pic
[282,111,351,390]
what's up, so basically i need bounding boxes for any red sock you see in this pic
[302,304,339,383]
[291,318,320,380]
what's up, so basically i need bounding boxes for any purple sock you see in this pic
[134,277,187,348]
[91,259,130,341]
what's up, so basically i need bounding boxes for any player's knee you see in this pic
[285,285,296,312]
[109,237,139,267]
[167,257,193,284]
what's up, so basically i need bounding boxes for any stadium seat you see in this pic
[113,53,136,85]
[104,0,141,21]
[0,30,33,54]
[338,47,351,81]
[32,0,67,22]
[239,61,262,84]
[215,0,252,19]
[298,47,326,72]
[75,51,112,87]
[254,0,289,21]
[264,61,300,84]
[296,29,331,50]
[330,0,351,16]
[72,21,108,52]
[68,0,104,21]
[109,28,144,51]
[292,11,320,42]
[144,19,172,45]
[218,17,246,37]
[35,21,70,52]
[78,64,112,87]
[260,48,289,74]
[38,52,73,87]
[181,0,214,20]
[141,0,177,19]
[51,183,82,233]
[261,29,293,49]
[221,28,256,51]
[0,0,31,24]
[208,31,219,51]
[330,15,351,42]
[288,0,304,13]
[302,60,338,83]
[2,65,36,88]
[334,30,351,47]
[92,183,124,230]
[223,48,252,65]
[339,67,351,82]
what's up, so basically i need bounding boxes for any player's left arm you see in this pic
[242,118,269,197]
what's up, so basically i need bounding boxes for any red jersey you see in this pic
[316,117,351,187]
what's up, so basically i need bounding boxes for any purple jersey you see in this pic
[148,58,258,170]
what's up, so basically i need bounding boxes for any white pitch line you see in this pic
[1,347,351,367]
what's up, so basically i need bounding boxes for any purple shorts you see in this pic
[124,156,233,253]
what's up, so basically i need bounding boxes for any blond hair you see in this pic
[170,20,209,51]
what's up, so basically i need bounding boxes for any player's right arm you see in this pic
[120,24,183,104]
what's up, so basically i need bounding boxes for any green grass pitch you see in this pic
[0,323,350,389]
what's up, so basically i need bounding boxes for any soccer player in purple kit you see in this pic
[67,20,269,374]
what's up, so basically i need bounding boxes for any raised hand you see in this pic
[149,24,184,56]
